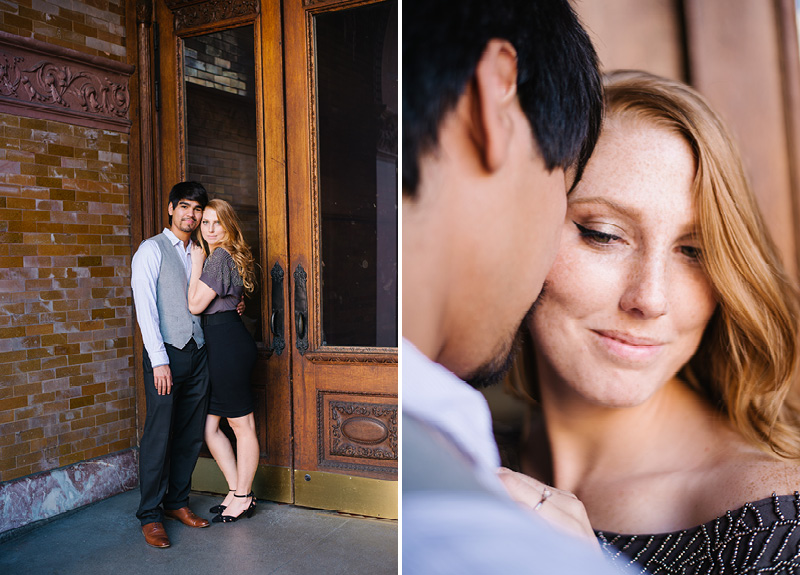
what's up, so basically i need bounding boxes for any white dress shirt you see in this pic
[131,229,194,368]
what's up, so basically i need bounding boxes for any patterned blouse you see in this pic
[199,247,244,315]
[596,492,800,574]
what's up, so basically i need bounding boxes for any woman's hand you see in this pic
[191,243,206,267]
[497,467,599,549]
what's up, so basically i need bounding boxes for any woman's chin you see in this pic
[575,384,658,410]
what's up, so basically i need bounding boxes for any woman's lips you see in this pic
[591,329,665,363]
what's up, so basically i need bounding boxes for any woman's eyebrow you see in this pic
[569,196,639,219]
[571,196,699,238]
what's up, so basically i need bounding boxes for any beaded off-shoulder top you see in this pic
[596,492,800,574]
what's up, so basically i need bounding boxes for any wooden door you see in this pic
[283,0,398,518]
[134,0,397,518]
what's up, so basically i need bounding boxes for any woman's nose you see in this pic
[619,253,668,319]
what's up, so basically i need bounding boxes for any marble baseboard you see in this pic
[0,449,138,537]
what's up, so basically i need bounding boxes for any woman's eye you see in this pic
[680,245,701,260]
[574,222,619,244]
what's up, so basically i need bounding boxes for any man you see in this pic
[403,1,621,572]
[131,181,212,548]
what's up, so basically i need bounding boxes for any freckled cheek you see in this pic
[673,277,717,335]
[542,251,617,319]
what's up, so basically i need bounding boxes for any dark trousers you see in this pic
[136,340,209,526]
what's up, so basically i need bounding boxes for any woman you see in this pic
[188,198,259,523]
[504,71,800,573]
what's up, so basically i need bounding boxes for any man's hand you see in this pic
[497,467,599,549]
[237,295,245,316]
[153,364,173,395]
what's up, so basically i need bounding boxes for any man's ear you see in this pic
[168,202,174,217]
[472,39,518,173]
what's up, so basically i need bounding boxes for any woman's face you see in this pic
[200,208,226,248]
[530,117,718,408]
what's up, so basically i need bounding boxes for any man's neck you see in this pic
[169,225,191,247]
[402,195,447,362]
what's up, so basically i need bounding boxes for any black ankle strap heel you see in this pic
[209,489,235,514]
[216,492,257,523]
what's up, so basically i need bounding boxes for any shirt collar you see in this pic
[402,339,502,473]
[162,228,194,252]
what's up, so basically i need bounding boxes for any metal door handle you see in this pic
[269,263,285,355]
[294,263,309,355]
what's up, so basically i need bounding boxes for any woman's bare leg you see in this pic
[222,412,259,517]
[204,414,237,508]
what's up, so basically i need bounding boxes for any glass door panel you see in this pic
[315,1,398,349]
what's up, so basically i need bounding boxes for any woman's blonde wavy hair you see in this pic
[201,198,257,295]
[508,70,800,459]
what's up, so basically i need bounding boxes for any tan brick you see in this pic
[69,374,92,387]
[36,223,64,235]
[20,163,50,177]
[69,396,94,409]
[3,13,32,32]
[0,208,22,220]
[91,308,114,320]
[10,245,38,256]
[25,323,53,336]
[15,359,41,373]
[0,326,25,338]
[41,356,67,370]
[41,333,67,346]
[48,144,76,157]
[50,188,76,201]
[55,365,81,378]
[7,221,37,233]
[0,396,28,412]
[58,453,81,467]
[32,392,56,405]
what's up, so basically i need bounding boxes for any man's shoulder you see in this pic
[133,235,163,259]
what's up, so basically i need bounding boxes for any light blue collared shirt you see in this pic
[131,228,195,368]
[402,339,504,492]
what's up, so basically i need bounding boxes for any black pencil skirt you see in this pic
[203,310,257,418]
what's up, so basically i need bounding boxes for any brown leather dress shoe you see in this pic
[164,506,210,528]
[142,522,170,548]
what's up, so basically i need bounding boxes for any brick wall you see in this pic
[0,0,126,62]
[0,0,133,484]
[0,115,134,482]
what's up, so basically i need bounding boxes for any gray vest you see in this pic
[152,233,204,349]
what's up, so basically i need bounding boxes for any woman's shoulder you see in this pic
[209,246,233,260]
[597,492,800,574]
[700,443,800,518]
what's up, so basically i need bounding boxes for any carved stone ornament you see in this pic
[173,0,260,32]
[0,31,134,132]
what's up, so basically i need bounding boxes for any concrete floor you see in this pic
[0,489,398,575]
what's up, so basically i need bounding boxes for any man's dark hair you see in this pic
[168,181,209,209]
[403,0,602,194]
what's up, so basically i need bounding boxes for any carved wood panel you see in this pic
[317,392,397,476]
[171,0,260,33]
